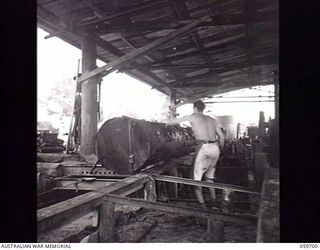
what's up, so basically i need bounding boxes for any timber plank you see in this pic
[153,175,260,195]
[105,194,257,226]
[37,174,148,233]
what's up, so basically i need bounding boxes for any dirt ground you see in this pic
[115,208,256,243]
[38,203,257,243]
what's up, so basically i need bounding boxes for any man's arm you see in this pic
[166,115,192,126]
[215,125,225,148]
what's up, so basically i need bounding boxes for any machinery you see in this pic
[97,116,195,174]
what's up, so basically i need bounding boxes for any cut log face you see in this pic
[97,117,195,174]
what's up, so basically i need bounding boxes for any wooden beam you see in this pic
[94,34,191,95]
[37,174,149,233]
[182,78,273,102]
[78,0,169,27]
[37,13,80,42]
[77,13,212,83]
[179,85,255,106]
[174,70,252,88]
[204,100,274,103]
[44,30,65,39]
[141,156,190,175]
[156,25,276,56]
[92,10,277,34]
[118,36,189,94]
[175,70,225,87]
[96,42,173,92]
[122,64,228,71]
[152,175,260,195]
[122,62,277,71]
[173,82,223,88]
[82,0,106,19]
[153,34,246,65]
[120,36,155,62]
[246,0,255,86]
[105,194,257,225]
[190,32,217,65]
[171,0,222,86]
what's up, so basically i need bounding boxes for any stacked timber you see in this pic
[37,130,65,153]
[97,117,195,174]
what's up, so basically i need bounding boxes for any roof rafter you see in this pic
[77,0,170,27]
[171,0,222,86]
[78,12,213,83]
[37,4,187,97]
[86,9,277,36]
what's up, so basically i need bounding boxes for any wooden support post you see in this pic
[91,208,99,227]
[274,78,279,121]
[207,220,224,242]
[144,178,157,202]
[169,89,177,119]
[80,36,98,155]
[247,170,256,189]
[168,168,179,199]
[98,200,115,242]
[247,170,256,211]
[221,190,233,213]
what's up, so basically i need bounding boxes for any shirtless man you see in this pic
[166,100,225,208]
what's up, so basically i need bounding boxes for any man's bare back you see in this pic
[166,112,224,147]
[188,113,218,141]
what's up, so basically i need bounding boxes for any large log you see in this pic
[97,117,195,174]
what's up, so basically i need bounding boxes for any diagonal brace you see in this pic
[78,13,212,83]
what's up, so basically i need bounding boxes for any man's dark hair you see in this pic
[193,100,205,112]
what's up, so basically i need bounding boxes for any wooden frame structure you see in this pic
[38,172,260,242]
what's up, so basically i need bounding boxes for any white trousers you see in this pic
[193,143,220,181]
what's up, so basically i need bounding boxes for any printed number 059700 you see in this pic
[300,244,318,248]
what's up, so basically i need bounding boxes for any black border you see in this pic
[1,0,37,242]
[279,1,320,242]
